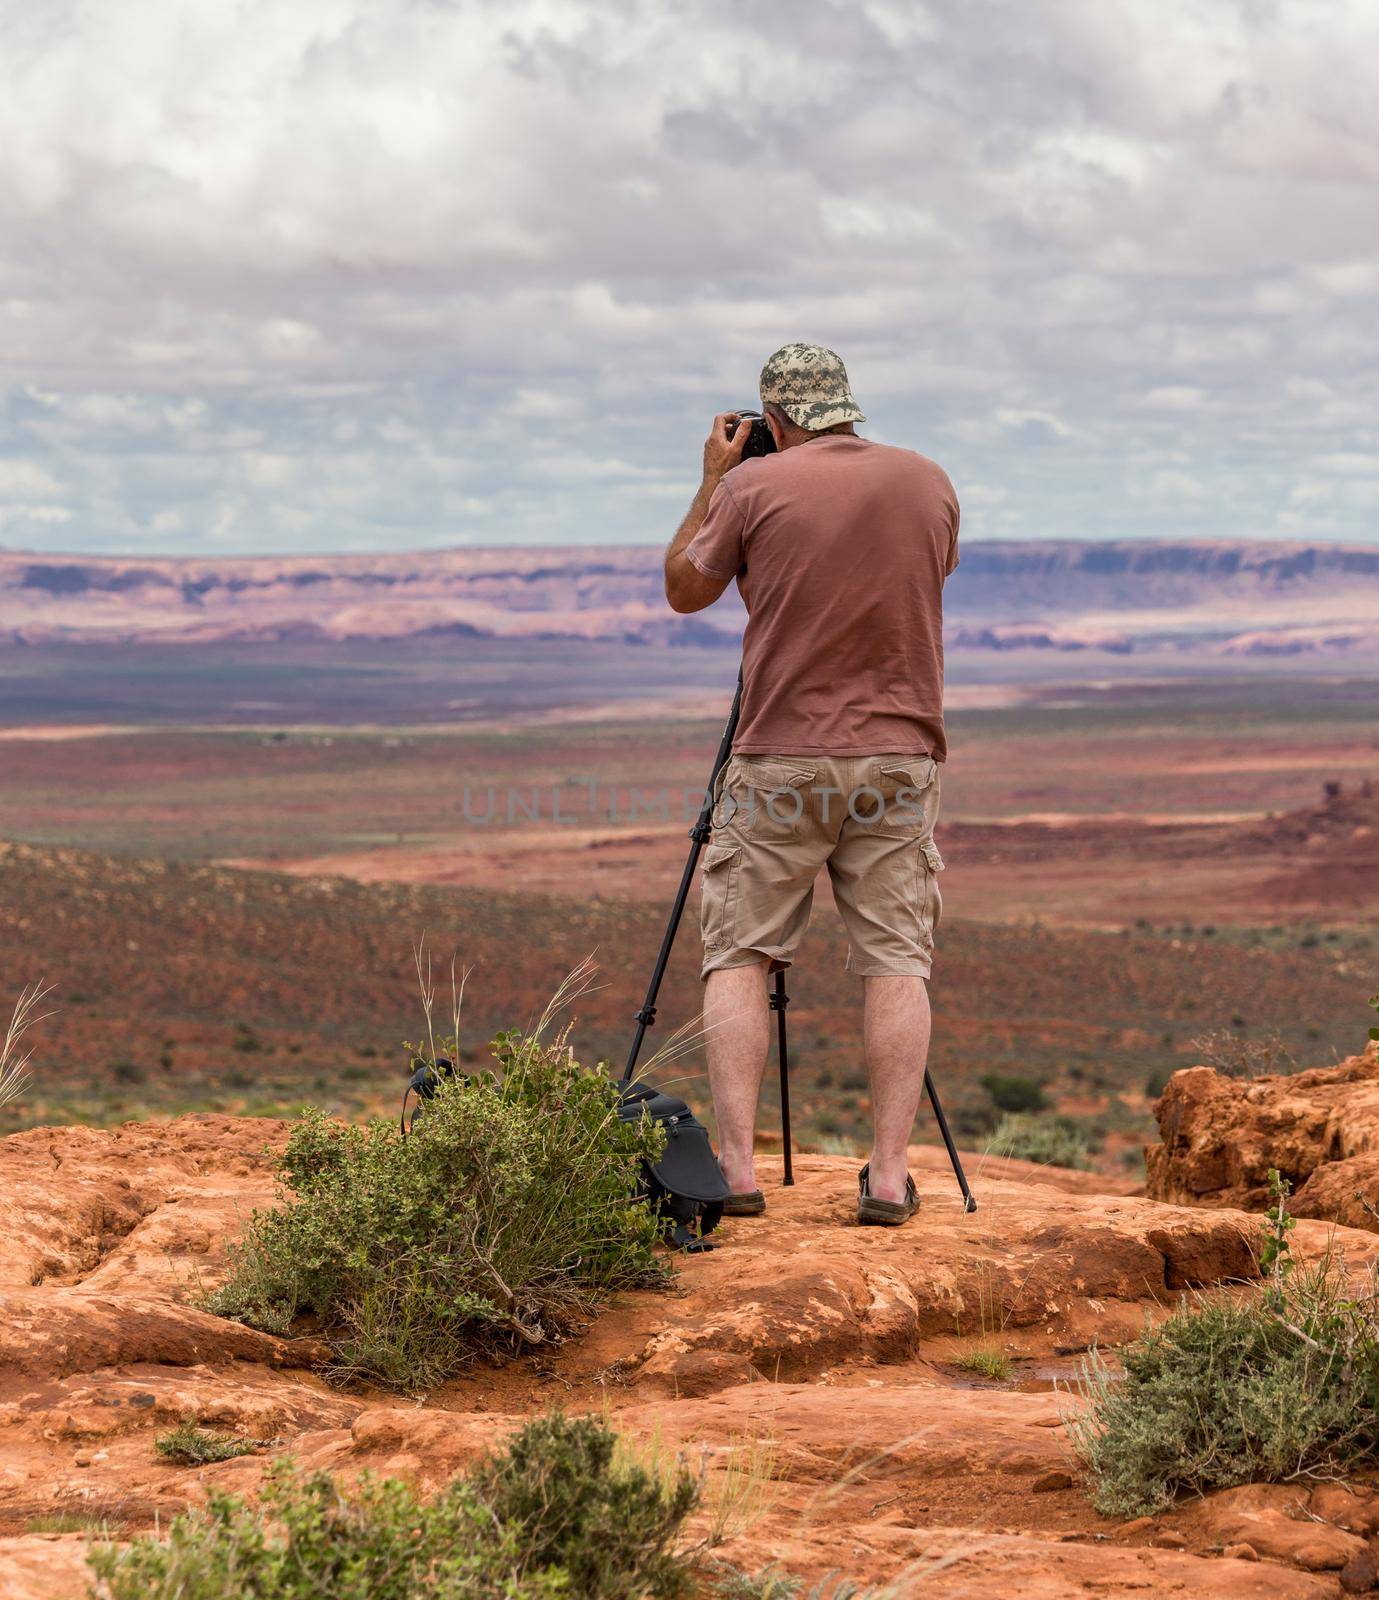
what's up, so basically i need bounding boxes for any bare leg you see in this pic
[704,961,770,1194]
[863,975,931,1203]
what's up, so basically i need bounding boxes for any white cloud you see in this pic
[0,503,71,526]
[0,459,64,498]
[1311,452,1379,476]
[1140,387,1208,412]
[995,408,1075,439]
[0,0,1375,554]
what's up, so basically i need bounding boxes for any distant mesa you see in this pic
[2,539,1378,659]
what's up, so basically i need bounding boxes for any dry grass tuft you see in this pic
[1,981,56,1109]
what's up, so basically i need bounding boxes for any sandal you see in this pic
[857,1164,920,1226]
[722,1189,766,1217]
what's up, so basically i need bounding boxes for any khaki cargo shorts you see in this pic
[699,753,944,981]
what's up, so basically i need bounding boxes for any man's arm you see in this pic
[946,482,961,576]
[663,412,750,614]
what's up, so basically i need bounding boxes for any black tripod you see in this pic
[621,670,978,1211]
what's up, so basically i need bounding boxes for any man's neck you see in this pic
[780,423,858,451]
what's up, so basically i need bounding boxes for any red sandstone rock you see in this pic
[1340,1543,1379,1593]
[1211,1511,1365,1572]
[1147,1047,1379,1226]
[1032,1469,1073,1491]
[0,1114,1376,1600]
[1311,1484,1379,1537]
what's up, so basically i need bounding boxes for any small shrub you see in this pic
[1189,1028,1296,1079]
[205,1028,666,1388]
[713,1571,802,1600]
[1070,1257,1379,1517]
[156,1422,260,1466]
[29,1512,127,1537]
[90,1413,698,1600]
[987,1112,1090,1170]
[1260,1167,1296,1298]
[980,1072,1047,1114]
[468,1413,696,1599]
[954,1345,1013,1382]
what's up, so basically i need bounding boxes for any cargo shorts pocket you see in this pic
[700,843,742,951]
[874,758,939,838]
[735,761,817,840]
[920,839,944,933]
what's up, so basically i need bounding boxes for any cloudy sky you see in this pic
[1,0,1376,556]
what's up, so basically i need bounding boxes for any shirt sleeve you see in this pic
[945,485,961,576]
[686,479,747,581]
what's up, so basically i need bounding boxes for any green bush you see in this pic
[979,1072,1047,1114]
[466,1413,696,1599]
[1070,1260,1379,1517]
[205,1030,667,1388]
[987,1112,1091,1170]
[156,1422,260,1466]
[91,1413,698,1600]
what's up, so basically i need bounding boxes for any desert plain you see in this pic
[2,540,1379,1595]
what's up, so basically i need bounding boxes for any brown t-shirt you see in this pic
[686,434,960,758]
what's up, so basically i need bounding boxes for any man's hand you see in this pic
[663,412,749,614]
[703,412,751,485]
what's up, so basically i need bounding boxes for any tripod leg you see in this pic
[770,968,794,1186]
[622,842,700,1084]
[622,669,744,1085]
[923,1069,977,1212]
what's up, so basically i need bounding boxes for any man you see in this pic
[663,342,959,1227]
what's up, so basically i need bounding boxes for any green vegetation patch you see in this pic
[979,1072,1048,1115]
[92,1413,697,1600]
[987,1112,1091,1170]
[953,1345,1014,1382]
[29,1512,127,1537]
[205,1030,666,1390]
[155,1422,261,1466]
[1071,1175,1379,1516]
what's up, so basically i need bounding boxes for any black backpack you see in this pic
[400,1062,729,1252]
[615,1078,728,1252]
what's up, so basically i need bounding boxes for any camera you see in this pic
[736,409,776,459]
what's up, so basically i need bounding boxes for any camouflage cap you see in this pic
[759,342,865,431]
